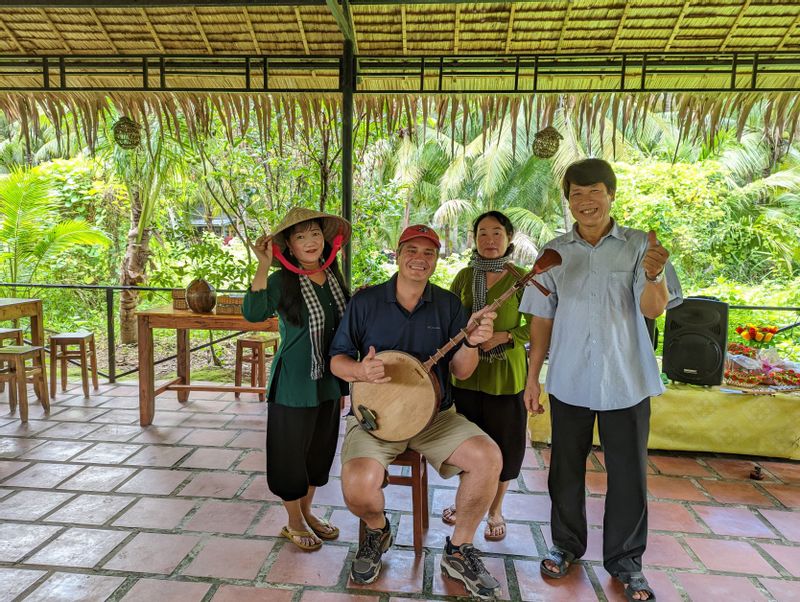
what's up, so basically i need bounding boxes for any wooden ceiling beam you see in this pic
[89,9,118,53]
[241,7,261,54]
[720,0,751,51]
[38,8,71,53]
[777,10,800,50]
[454,5,461,53]
[556,2,574,53]
[191,8,214,54]
[141,8,166,53]
[0,16,26,52]
[505,4,516,54]
[611,1,632,52]
[325,0,357,51]
[665,0,691,51]
[295,7,311,54]
[401,5,407,55]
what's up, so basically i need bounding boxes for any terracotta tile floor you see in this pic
[1,382,799,601]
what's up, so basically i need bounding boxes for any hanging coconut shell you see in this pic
[532,125,563,159]
[112,116,141,149]
[186,278,217,313]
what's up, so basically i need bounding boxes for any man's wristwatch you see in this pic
[463,338,480,348]
[646,269,665,284]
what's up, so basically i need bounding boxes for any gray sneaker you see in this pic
[350,517,393,584]
[441,536,501,600]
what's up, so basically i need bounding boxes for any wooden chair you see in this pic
[359,448,429,556]
[0,345,50,422]
[49,332,99,398]
[234,333,279,401]
[0,327,24,394]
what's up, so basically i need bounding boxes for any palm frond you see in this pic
[433,198,476,228]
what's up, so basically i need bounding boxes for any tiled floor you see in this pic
[1,382,798,601]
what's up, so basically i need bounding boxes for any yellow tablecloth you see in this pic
[527,383,800,460]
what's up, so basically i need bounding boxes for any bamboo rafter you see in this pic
[191,8,214,55]
[611,1,632,53]
[89,9,118,54]
[720,0,752,52]
[38,9,71,53]
[295,7,311,55]
[0,17,25,53]
[556,3,574,53]
[141,8,165,54]
[505,5,516,54]
[777,10,800,51]
[665,1,692,51]
[241,7,261,54]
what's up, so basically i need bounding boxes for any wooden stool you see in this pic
[359,449,429,556]
[0,345,50,422]
[49,332,99,398]
[0,327,24,393]
[234,333,279,401]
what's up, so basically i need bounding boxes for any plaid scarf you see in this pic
[470,249,513,363]
[298,268,348,380]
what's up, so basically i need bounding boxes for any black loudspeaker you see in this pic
[662,297,728,386]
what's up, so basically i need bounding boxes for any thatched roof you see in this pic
[1,2,799,146]
[1,1,799,93]
[1,1,798,57]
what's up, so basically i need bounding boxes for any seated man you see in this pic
[330,225,503,601]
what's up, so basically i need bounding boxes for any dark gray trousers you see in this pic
[548,394,650,576]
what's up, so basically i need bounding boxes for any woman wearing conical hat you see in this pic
[244,206,351,551]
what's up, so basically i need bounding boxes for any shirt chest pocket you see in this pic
[607,270,635,308]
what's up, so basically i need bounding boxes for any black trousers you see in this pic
[548,394,650,576]
[453,385,527,481]
[266,399,340,502]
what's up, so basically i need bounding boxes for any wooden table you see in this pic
[137,306,278,426]
[0,298,45,346]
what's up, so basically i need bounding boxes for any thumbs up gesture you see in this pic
[642,230,669,280]
[359,346,391,384]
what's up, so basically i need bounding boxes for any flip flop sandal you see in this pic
[484,517,507,541]
[617,572,657,601]
[308,518,339,541]
[540,547,575,579]
[280,526,322,551]
[441,504,457,525]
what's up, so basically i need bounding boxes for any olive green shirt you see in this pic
[450,265,531,395]
[243,271,347,407]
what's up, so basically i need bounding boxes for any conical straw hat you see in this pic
[269,207,351,267]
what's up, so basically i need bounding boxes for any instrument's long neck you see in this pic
[421,278,524,372]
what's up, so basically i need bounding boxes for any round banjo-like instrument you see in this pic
[351,249,562,442]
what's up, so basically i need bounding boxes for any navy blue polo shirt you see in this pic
[329,274,469,410]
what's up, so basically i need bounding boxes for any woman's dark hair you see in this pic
[472,211,515,239]
[277,220,350,327]
[562,158,617,199]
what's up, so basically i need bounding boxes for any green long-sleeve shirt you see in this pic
[450,266,531,395]
[242,271,348,407]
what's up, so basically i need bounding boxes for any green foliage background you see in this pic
[2,103,800,364]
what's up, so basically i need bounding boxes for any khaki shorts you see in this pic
[341,406,489,479]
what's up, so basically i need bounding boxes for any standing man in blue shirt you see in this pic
[330,225,503,601]
[521,159,682,602]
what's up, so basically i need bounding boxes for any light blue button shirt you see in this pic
[520,221,683,411]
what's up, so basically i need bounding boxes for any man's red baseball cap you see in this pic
[398,224,441,249]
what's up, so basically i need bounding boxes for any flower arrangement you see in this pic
[735,324,779,347]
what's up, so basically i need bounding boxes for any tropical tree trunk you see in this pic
[402,196,411,230]
[119,187,151,344]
